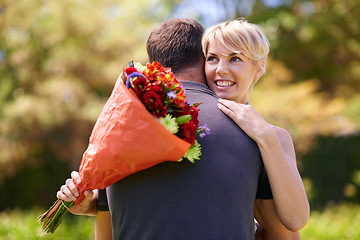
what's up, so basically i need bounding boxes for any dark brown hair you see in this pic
[147,18,205,74]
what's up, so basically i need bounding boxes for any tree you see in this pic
[244,0,360,149]
[0,0,178,209]
[251,0,360,95]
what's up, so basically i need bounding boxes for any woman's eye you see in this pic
[230,56,242,62]
[206,56,216,62]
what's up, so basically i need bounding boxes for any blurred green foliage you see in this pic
[300,204,360,239]
[301,134,360,210]
[0,208,95,240]
[1,204,360,239]
[0,0,178,210]
[0,0,359,214]
[251,0,360,95]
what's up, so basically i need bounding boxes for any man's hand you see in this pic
[57,171,96,216]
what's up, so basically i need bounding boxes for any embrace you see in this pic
[57,18,309,240]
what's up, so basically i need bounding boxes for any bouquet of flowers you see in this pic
[38,61,210,233]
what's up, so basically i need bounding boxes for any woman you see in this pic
[202,18,309,234]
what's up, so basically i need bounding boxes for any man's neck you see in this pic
[174,66,206,84]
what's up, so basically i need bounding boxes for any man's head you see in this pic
[147,18,205,74]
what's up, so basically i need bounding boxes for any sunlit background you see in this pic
[1,0,360,239]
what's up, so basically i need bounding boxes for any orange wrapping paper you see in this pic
[74,75,190,204]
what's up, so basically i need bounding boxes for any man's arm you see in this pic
[255,199,301,240]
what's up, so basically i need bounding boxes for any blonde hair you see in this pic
[202,18,270,83]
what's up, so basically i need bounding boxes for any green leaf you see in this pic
[175,115,191,125]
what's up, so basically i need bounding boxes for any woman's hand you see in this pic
[217,98,272,141]
[57,171,96,216]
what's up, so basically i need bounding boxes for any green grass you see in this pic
[1,204,360,239]
[0,208,95,240]
[300,203,360,240]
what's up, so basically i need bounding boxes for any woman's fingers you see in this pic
[66,178,79,198]
[218,102,233,117]
[217,98,268,141]
[71,171,81,185]
[56,189,71,202]
[57,184,76,201]
[218,98,246,122]
[218,98,242,108]
[56,175,80,202]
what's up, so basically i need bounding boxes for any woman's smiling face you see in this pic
[204,39,261,104]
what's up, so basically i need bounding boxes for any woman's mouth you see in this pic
[215,80,235,87]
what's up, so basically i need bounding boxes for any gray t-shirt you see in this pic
[100,81,272,240]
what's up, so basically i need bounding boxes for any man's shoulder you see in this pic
[181,81,218,98]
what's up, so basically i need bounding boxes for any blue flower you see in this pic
[128,60,135,67]
[126,72,145,89]
[203,123,211,135]
[167,91,177,99]
[198,123,211,138]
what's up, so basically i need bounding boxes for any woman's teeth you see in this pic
[215,80,235,87]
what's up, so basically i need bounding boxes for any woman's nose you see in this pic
[215,61,228,75]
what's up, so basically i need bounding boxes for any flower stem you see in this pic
[38,200,75,233]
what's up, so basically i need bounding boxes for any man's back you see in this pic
[106,82,271,240]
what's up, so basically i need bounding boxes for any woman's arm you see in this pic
[57,171,98,216]
[58,171,113,239]
[261,126,309,230]
[255,199,301,239]
[218,99,309,231]
[95,211,113,240]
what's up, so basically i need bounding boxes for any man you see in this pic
[59,18,302,239]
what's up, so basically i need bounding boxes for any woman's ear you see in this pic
[251,59,265,89]
[254,58,266,80]
[254,68,263,81]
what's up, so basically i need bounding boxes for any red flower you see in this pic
[125,67,138,75]
[190,106,199,126]
[133,76,149,98]
[181,121,197,145]
[156,72,176,87]
[143,62,165,81]
[123,61,201,143]
[143,85,167,118]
